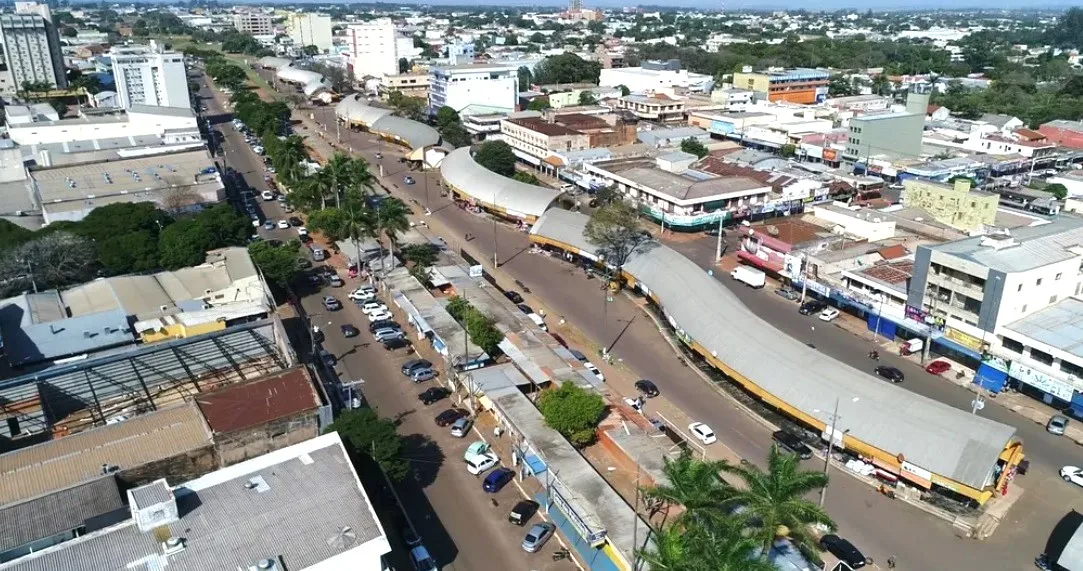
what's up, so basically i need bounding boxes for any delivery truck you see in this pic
[731,266,766,288]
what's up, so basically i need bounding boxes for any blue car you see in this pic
[483,467,515,493]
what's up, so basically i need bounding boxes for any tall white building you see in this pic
[346,19,399,80]
[110,41,190,109]
[428,64,519,114]
[233,12,274,37]
[0,13,66,90]
[287,12,332,52]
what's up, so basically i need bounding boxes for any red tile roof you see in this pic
[860,262,914,285]
[1014,128,1046,141]
[876,244,909,260]
[196,367,320,434]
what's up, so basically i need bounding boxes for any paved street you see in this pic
[284,108,1083,570]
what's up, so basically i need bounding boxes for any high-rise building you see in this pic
[110,41,190,109]
[14,1,51,22]
[0,13,67,90]
[428,63,519,114]
[346,19,399,81]
[287,13,332,52]
[232,12,274,37]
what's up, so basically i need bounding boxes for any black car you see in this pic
[369,319,400,333]
[635,379,660,398]
[299,234,313,244]
[289,216,303,226]
[382,337,410,351]
[340,324,360,338]
[508,500,539,526]
[874,366,905,383]
[504,291,524,304]
[516,303,534,315]
[799,300,827,315]
[772,430,813,460]
[819,534,866,569]
[434,408,468,427]
[418,387,451,405]
[402,358,433,376]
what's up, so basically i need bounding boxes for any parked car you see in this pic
[277,220,290,229]
[408,545,438,571]
[483,467,515,492]
[374,328,405,342]
[465,450,499,475]
[289,216,303,226]
[450,417,473,437]
[688,422,717,445]
[318,349,336,368]
[261,190,275,201]
[583,361,604,381]
[297,226,309,236]
[403,175,415,185]
[402,359,433,375]
[772,430,813,460]
[775,288,800,301]
[924,360,952,375]
[635,379,660,398]
[1049,414,1070,436]
[368,309,394,321]
[409,368,436,383]
[1061,466,1083,487]
[516,303,534,315]
[350,286,378,301]
[799,300,827,315]
[818,307,840,322]
[819,534,867,569]
[418,387,451,405]
[382,337,411,351]
[508,500,539,526]
[262,220,275,231]
[369,319,400,333]
[340,324,360,338]
[435,408,468,427]
[873,365,905,383]
[329,275,344,288]
[360,301,388,315]
[322,296,342,311]
[521,522,556,553]
[504,291,524,304]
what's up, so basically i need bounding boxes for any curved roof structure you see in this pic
[302,80,330,97]
[258,56,292,70]
[530,209,1017,491]
[335,94,442,153]
[276,66,324,86]
[440,147,560,220]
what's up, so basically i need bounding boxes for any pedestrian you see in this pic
[887,555,896,569]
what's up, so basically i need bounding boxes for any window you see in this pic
[1051,295,1059,304]
[1001,337,1024,353]
[1031,348,1055,366]
[1022,304,1027,313]
[6,417,19,436]
[1063,360,1083,379]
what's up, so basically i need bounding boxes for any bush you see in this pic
[537,383,606,447]
[443,295,504,355]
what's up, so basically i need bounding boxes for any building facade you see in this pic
[732,68,830,104]
[347,18,399,80]
[428,63,519,114]
[844,112,926,163]
[599,61,715,94]
[110,42,190,109]
[287,12,332,52]
[900,178,998,233]
[616,94,685,123]
[0,14,66,90]
[500,116,590,163]
[232,12,274,37]
[379,72,429,99]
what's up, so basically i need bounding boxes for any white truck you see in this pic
[731,265,766,288]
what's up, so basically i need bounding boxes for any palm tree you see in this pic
[373,197,411,276]
[636,523,690,571]
[341,200,377,271]
[346,157,377,199]
[719,447,835,556]
[322,153,355,208]
[641,452,731,523]
[273,135,309,185]
[637,512,776,571]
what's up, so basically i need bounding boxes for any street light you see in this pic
[815,396,859,508]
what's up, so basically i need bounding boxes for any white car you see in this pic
[688,422,717,445]
[368,309,394,322]
[261,190,274,201]
[359,301,388,315]
[466,451,499,475]
[297,226,308,236]
[1062,466,1083,487]
[583,361,604,382]
[349,286,377,301]
[818,308,840,322]
[277,220,290,229]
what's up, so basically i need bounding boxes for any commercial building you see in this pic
[346,18,399,80]
[232,12,274,37]
[428,63,519,115]
[599,59,715,94]
[501,116,589,163]
[5,105,199,148]
[440,147,559,222]
[843,91,928,163]
[110,41,190,110]
[1039,119,1083,150]
[287,12,333,52]
[378,72,429,100]
[900,178,998,233]
[0,13,66,90]
[615,93,685,123]
[732,68,830,104]
[0,432,391,571]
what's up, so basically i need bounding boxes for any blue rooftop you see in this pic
[767,68,830,81]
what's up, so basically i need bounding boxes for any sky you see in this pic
[406,0,1073,9]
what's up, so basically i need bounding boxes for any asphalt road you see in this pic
[197,77,576,571]
[287,109,1083,570]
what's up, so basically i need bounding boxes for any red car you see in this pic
[925,360,951,375]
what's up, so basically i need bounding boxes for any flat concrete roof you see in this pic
[33,149,218,204]
[1005,297,1083,361]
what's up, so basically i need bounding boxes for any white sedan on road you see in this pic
[818,308,840,322]
[349,286,377,302]
[688,422,717,445]
[1061,466,1083,487]
[298,226,308,236]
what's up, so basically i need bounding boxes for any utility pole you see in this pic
[492,190,499,268]
[819,397,840,508]
[799,253,809,303]
[714,213,725,261]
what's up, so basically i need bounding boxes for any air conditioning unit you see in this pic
[162,537,185,555]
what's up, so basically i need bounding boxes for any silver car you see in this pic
[374,328,404,342]
[1049,414,1070,436]
[521,522,555,553]
[409,368,436,383]
[450,417,472,438]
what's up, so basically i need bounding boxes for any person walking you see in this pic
[887,555,897,569]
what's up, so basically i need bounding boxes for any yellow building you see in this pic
[901,178,998,233]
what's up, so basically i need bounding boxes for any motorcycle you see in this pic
[868,350,879,361]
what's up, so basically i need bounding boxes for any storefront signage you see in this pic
[901,461,932,482]
[823,149,838,162]
[1009,362,1075,401]
[904,304,926,322]
[804,280,831,298]
[944,327,984,352]
[781,254,802,280]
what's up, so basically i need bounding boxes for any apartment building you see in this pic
[501,116,590,165]
[287,12,333,52]
[732,68,830,104]
[428,63,519,114]
[0,13,67,90]
[110,41,190,109]
[616,93,685,123]
[347,18,399,80]
[232,12,274,37]
[900,178,998,233]
[379,73,429,100]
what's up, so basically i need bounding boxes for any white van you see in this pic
[527,313,547,331]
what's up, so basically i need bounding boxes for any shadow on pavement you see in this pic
[401,433,446,489]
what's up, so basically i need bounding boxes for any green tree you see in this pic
[326,408,409,482]
[96,230,161,275]
[400,243,439,268]
[592,184,622,207]
[680,137,708,159]
[474,140,517,177]
[643,453,732,520]
[532,53,602,84]
[512,171,541,185]
[387,91,426,121]
[828,75,855,97]
[440,123,472,148]
[157,219,211,270]
[585,202,651,283]
[537,383,606,447]
[780,143,797,158]
[638,517,776,571]
[248,239,302,288]
[194,204,249,248]
[398,57,410,73]
[527,98,551,111]
[302,44,320,56]
[435,106,460,131]
[1046,183,1069,200]
[578,91,597,105]
[518,65,534,88]
[77,202,166,242]
[0,220,33,252]
[618,84,631,96]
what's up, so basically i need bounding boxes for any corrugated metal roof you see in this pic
[128,480,172,509]
[930,217,1083,273]
[531,210,1017,489]
[0,404,211,506]
[1005,298,1083,361]
[196,368,320,434]
[440,147,560,218]
[0,476,124,552]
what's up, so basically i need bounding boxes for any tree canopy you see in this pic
[537,383,606,447]
[680,137,708,158]
[474,141,517,178]
[532,53,602,84]
[585,202,651,277]
[326,408,410,483]
[248,239,302,288]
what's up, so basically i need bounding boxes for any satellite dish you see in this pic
[327,526,357,549]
